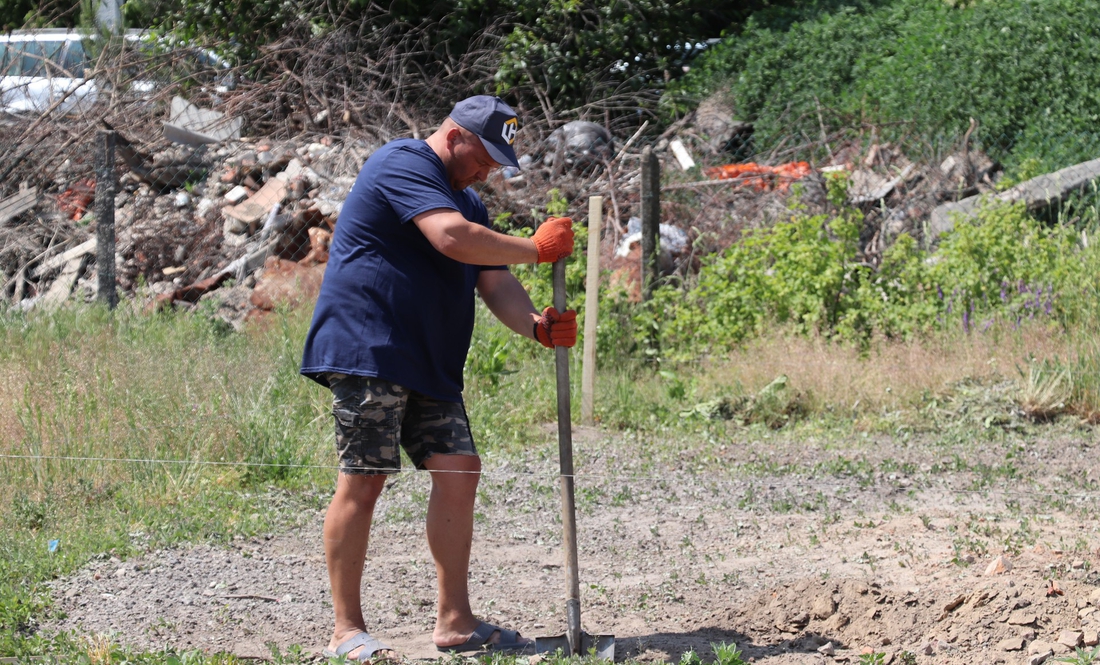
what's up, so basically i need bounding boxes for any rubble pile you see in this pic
[5,85,1097,323]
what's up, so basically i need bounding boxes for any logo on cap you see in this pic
[501,118,518,145]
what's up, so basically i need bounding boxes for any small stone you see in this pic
[812,595,837,620]
[1021,628,1037,641]
[1059,631,1084,648]
[921,642,934,655]
[1084,631,1099,647]
[1030,641,1057,656]
[1008,610,1038,625]
[817,642,835,656]
[985,555,1013,576]
[1028,651,1053,665]
[998,637,1025,651]
[1090,588,1100,606]
[1072,560,1086,570]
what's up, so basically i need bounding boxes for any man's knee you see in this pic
[426,454,482,493]
[334,472,387,507]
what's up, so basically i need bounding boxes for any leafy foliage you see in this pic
[657,198,1087,355]
[671,0,1100,173]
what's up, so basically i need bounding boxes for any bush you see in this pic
[657,198,1086,355]
[669,0,1100,173]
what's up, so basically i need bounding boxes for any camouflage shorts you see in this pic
[326,373,477,475]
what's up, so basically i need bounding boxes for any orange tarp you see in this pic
[703,162,813,192]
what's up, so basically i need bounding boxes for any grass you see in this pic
[1,298,1099,662]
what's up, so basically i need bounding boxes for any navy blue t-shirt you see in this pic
[300,139,505,401]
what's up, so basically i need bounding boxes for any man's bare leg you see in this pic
[426,454,530,648]
[325,472,390,659]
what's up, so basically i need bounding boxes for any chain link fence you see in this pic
[1,27,1094,323]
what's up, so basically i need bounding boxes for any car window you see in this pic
[1,42,20,75]
[60,41,88,75]
[16,40,66,77]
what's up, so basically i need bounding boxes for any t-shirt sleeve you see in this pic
[375,148,460,224]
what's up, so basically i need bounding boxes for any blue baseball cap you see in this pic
[449,95,520,169]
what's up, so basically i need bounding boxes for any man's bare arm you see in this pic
[476,268,540,339]
[413,209,538,265]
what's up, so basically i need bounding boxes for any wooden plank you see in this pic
[33,238,96,277]
[0,186,39,226]
[581,196,602,425]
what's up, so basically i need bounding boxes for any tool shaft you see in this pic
[553,259,582,654]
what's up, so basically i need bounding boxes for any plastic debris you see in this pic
[704,161,812,192]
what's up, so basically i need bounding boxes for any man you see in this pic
[300,95,578,663]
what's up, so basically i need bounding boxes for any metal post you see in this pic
[553,259,582,655]
[640,146,660,301]
[580,196,602,425]
[95,129,117,309]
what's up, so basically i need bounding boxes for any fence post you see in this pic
[580,196,602,425]
[95,129,117,309]
[640,146,660,301]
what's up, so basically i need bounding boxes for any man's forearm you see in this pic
[440,223,539,265]
[413,210,538,265]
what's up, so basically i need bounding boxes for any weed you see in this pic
[1055,646,1100,664]
[712,641,748,665]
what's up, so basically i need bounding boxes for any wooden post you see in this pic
[95,129,117,309]
[640,146,660,301]
[580,196,602,425]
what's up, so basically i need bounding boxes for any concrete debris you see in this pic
[930,156,1100,236]
[687,92,754,157]
[849,164,915,204]
[224,185,249,204]
[543,121,614,172]
[164,96,243,145]
[222,178,288,228]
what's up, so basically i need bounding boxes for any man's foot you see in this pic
[435,620,533,653]
[324,630,397,663]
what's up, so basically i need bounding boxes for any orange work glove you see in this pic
[533,307,578,348]
[531,216,574,263]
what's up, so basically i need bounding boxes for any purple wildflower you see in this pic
[963,305,971,333]
[981,318,993,332]
[937,285,944,300]
[1000,282,1008,302]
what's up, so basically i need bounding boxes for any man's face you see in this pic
[448,130,499,190]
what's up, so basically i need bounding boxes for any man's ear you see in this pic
[445,126,465,147]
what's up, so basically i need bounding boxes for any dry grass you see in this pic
[693,321,1076,414]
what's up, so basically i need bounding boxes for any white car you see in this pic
[0,29,97,114]
[0,29,233,115]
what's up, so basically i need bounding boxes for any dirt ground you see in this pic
[44,424,1100,664]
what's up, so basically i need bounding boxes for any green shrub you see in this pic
[658,199,1087,354]
[670,0,1100,173]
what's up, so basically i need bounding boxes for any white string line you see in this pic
[2,453,1100,501]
